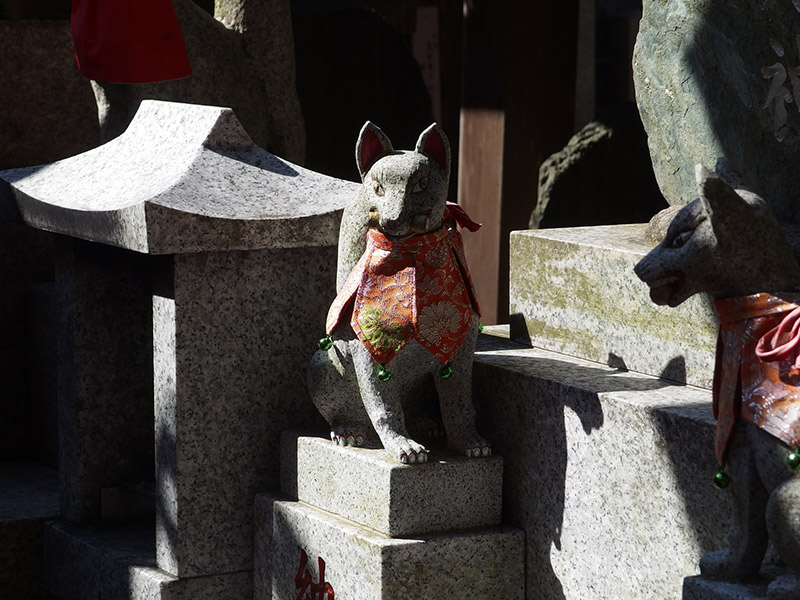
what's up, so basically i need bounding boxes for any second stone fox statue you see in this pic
[307,122,491,464]
[635,162,800,598]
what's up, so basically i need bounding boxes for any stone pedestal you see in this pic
[257,434,524,599]
[280,432,503,537]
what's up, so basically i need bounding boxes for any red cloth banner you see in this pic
[71,0,191,83]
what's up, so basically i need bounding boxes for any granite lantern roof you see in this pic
[0,100,358,254]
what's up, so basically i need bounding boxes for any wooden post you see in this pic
[458,0,579,323]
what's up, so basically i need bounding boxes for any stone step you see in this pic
[472,329,731,600]
[42,519,252,600]
[255,494,524,600]
[0,460,59,600]
[509,224,717,388]
[280,431,503,537]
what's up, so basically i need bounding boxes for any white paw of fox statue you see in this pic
[307,121,491,464]
[635,161,800,599]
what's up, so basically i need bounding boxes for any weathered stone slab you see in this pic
[43,519,252,600]
[634,0,800,222]
[281,432,503,537]
[473,331,729,600]
[0,100,357,255]
[260,495,525,600]
[509,224,717,388]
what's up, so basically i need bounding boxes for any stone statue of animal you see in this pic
[635,162,800,598]
[307,121,491,464]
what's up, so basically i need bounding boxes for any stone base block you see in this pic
[0,461,59,599]
[281,432,503,536]
[473,330,730,600]
[43,519,252,600]
[509,225,717,388]
[258,495,524,600]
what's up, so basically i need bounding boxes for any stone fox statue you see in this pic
[307,121,491,464]
[635,162,800,598]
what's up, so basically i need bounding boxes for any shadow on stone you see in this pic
[473,342,611,600]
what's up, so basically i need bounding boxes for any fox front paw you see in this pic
[465,441,492,458]
[330,427,365,447]
[384,435,428,464]
[450,433,492,458]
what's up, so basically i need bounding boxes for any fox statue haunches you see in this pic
[635,163,800,598]
[307,122,490,464]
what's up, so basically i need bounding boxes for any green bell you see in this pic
[318,336,333,351]
[713,470,731,489]
[376,364,392,382]
[787,449,800,471]
[439,364,453,379]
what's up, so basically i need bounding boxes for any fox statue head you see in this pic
[354,121,451,238]
[635,161,800,305]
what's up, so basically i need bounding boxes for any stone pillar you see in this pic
[153,246,334,576]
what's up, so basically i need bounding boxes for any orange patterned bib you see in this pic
[713,292,800,465]
[326,217,480,366]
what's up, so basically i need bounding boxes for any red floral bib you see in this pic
[713,292,800,465]
[326,215,480,366]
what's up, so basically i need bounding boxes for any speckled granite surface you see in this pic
[509,224,717,388]
[154,246,334,578]
[0,100,357,254]
[473,332,729,600]
[43,519,252,600]
[281,432,503,537]
[258,495,524,600]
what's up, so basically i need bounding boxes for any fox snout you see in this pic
[380,207,439,237]
[635,253,687,307]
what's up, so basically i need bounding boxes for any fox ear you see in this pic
[696,163,751,217]
[415,123,450,173]
[356,122,394,180]
[696,163,759,243]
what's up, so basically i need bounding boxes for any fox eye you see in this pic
[412,176,429,193]
[670,229,693,248]
[373,180,385,197]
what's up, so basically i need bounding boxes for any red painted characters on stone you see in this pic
[295,549,335,600]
